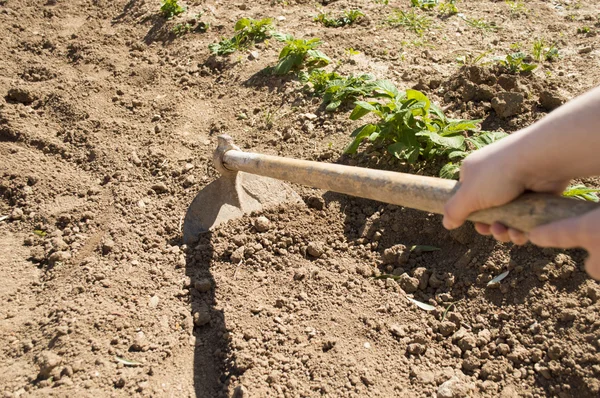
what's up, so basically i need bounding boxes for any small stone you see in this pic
[578,46,593,54]
[182,175,195,188]
[396,273,419,293]
[48,251,71,264]
[230,246,245,263]
[254,216,270,232]
[248,51,259,60]
[491,92,524,118]
[36,351,63,379]
[306,196,325,210]
[437,376,475,398]
[293,268,307,281]
[182,163,194,173]
[413,267,429,290]
[194,279,212,293]
[10,208,24,220]
[148,295,159,308]
[497,343,510,356]
[439,321,457,337]
[154,124,162,133]
[7,87,37,104]
[151,183,168,194]
[539,90,566,111]
[193,307,211,326]
[130,331,149,352]
[381,244,409,265]
[307,242,324,258]
[232,385,249,398]
[407,343,426,355]
[102,239,114,255]
[390,324,407,338]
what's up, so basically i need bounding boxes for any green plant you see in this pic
[373,0,389,4]
[172,23,192,35]
[411,0,438,10]
[532,39,559,62]
[209,18,274,55]
[439,131,509,178]
[496,52,537,73]
[314,9,364,27]
[344,82,484,167]
[438,0,458,15]
[387,9,432,35]
[299,69,341,93]
[577,26,591,34]
[506,0,528,15]
[455,51,491,66]
[562,185,600,202]
[322,74,377,111]
[461,16,498,31]
[161,0,185,19]
[271,33,331,75]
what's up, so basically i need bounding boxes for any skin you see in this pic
[443,85,600,279]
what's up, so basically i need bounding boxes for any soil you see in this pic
[1,0,600,397]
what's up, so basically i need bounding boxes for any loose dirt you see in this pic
[1,0,600,397]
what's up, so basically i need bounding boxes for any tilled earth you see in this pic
[1,0,600,397]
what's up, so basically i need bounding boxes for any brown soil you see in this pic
[2,1,600,397]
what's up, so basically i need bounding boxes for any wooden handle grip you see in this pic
[222,150,599,232]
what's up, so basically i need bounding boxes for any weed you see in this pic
[438,0,458,15]
[577,26,591,34]
[299,69,341,93]
[345,48,360,56]
[373,0,389,4]
[505,0,528,15]
[161,0,185,19]
[532,39,559,62]
[496,52,537,73]
[562,185,600,202]
[209,18,274,55]
[411,0,438,10]
[456,51,491,66]
[271,33,331,75]
[460,15,498,31]
[314,9,364,28]
[322,74,377,111]
[172,23,192,35]
[344,82,484,167]
[387,9,432,35]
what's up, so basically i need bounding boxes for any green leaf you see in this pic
[373,80,400,98]
[443,119,482,134]
[448,150,469,160]
[273,53,304,75]
[387,142,407,159]
[440,162,460,179]
[325,100,342,112]
[417,131,465,150]
[345,124,377,153]
[407,297,436,311]
[33,230,47,237]
[235,18,251,31]
[562,185,600,202]
[272,32,292,42]
[410,245,441,252]
[467,131,508,149]
[350,101,376,120]
[406,89,430,112]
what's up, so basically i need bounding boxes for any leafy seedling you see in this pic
[506,0,528,15]
[532,39,559,62]
[387,10,432,35]
[487,270,510,286]
[577,26,591,34]
[411,0,438,10]
[441,131,508,179]
[438,0,458,15]
[322,74,377,111]
[407,297,436,311]
[314,9,364,27]
[115,357,142,367]
[271,33,331,75]
[496,52,537,73]
[456,51,491,66]
[209,18,274,55]
[299,69,341,93]
[345,82,483,168]
[459,14,498,31]
[562,185,600,202]
[161,0,185,19]
[441,302,458,321]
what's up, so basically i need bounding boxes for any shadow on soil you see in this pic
[184,232,230,398]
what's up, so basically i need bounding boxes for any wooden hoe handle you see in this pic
[217,136,599,232]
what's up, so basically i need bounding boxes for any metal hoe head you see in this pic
[183,137,301,243]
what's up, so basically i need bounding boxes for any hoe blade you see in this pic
[183,171,302,243]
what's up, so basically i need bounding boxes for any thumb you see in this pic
[443,183,479,230]
[529,216,584,249]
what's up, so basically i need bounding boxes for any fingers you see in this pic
[529,216,584,249]
[490,223,510,242]
[443,184,478,230]
[508,228,529,246]
[474,223,491,235]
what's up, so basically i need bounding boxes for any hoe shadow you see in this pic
[182,232,231,397]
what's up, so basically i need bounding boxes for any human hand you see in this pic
[442,131,571,237]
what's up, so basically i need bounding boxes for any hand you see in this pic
[529,207,600,279]
[442,131,571,235]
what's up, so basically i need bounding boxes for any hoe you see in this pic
[183,135,598,243]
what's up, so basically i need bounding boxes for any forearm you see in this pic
[510,85,600,181]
